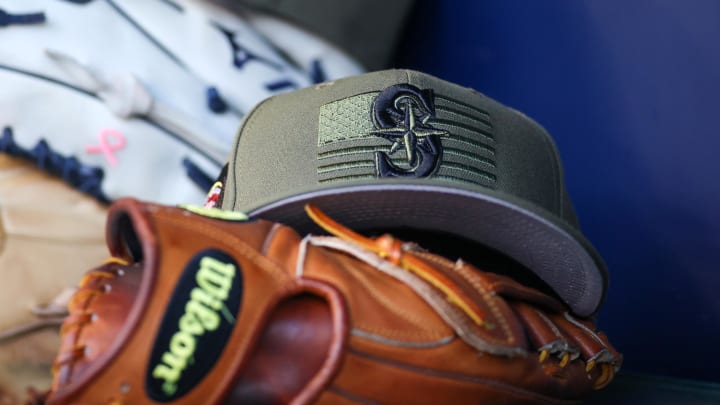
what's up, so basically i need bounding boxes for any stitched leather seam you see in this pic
[157,211,289,281]
[347,348,580,404]
[351,328,455,348]
[448,259,516,345]
[562,313,606,348]
[260,222,283,256]
[343,262,443,332]
[534,309,564,341]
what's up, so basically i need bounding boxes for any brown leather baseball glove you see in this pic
[39,198,621,404]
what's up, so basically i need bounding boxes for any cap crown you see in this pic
[222,70,606,316]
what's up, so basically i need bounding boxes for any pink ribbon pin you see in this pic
[85,129,127,166]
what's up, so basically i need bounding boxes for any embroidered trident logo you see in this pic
[370,84,448,178]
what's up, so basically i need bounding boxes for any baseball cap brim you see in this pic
[244,182,606,318]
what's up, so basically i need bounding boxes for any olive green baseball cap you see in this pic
[221,69,607,316]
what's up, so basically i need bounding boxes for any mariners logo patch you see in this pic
[370,84,449,178]
[317,83,497,187]
[146,249,243,401]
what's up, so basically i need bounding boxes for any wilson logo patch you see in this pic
[146,249,243,401]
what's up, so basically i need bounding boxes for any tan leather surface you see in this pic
[0,154,107,403]
[46,199,621,404]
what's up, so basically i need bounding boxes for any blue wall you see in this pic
[397,0,720,382]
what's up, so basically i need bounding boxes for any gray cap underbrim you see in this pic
[246,183,606,317]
